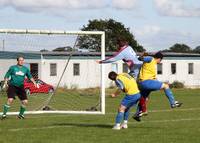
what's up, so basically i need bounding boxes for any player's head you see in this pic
[17,56,24,66]
[116,37,128,48]
[108,71,118,81]
[154,51,163,64]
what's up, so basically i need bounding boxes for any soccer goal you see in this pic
[0,29,105,115]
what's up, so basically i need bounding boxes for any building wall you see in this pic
[157,58,200,88]
[1,57,200,89]
[40,59,123,89]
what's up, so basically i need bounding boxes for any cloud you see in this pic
[0,0,141,13]
[134,25,161,36]
[134,25,200,51]
[112,0,138,9]
[0,0,108,12]
[154,0,200,17]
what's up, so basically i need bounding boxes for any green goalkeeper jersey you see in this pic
[4,65,32,87]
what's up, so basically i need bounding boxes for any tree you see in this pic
[79,19,145,52]
[52,46,73,52]
[40,49,49,52]
[163,43,192,53]
[193,46,200,53]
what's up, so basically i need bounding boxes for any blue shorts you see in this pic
[139,80,163,98]
[139,80,162,91]
[121,93,141,108]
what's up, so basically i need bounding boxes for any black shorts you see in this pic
[7,85,27,101]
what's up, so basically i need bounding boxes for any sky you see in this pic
[0,0,200,52]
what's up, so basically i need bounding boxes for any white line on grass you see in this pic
[106,107,200,115]
[6,117,200,132]
[21,107,200,119]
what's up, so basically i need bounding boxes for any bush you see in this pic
[170,81,184,88]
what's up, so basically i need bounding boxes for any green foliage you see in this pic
[52,46,73,52]
[193,46,200,53]
[80,19,145,52]
[163,43,192,53]
[170,81,184,88]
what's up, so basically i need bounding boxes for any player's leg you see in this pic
[113,94,141,130]
[17,86,28,119]
[138,96,149,116]
[129,64,142,80]
[161,83,182,108]
[18,100,28,119]
[122,93,141,128]
[1,85,16,119]
[133,90,150,121]
[113,104,126,130]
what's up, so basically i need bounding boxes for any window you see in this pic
[73,63,80,76]
[157,63,163,75]
[171,63,176,74]
[50,63,57,76]
[122,63,129,73]
[111,63,118,72]
[188,63,194,74]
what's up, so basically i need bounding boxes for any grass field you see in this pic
[0,89,200,143]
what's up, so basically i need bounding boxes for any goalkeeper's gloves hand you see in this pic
[34,83,40,88]
[2,81,8,89]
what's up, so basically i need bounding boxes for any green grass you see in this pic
[0,89,200,143]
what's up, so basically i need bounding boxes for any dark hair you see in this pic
[108,71,118,80]
[17,56,24,61]
[116,37,128,47]
[154,52,163,59]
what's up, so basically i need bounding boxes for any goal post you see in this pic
[0,29,105,115]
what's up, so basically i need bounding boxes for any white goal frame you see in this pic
[0,29,105,115]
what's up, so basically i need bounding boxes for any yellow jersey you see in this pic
[139,57,157,81]
[116,73,139,95]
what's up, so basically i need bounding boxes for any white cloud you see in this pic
[112,0,138,9]
[134,25,161,36]
[134,25,200,51]
[0,0,108,12]
[154,0,200,17]
[0,0,141,12]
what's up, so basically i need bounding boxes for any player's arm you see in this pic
[111,88,121,98]
[97,51,124,64]
[26,69,38,88]
[3,67,13,88]
[138,56,153,63]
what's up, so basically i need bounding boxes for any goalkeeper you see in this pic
[97,37,143,79]
[108,71,141,130]
[1,56,38,119]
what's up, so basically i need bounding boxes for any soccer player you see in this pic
[1,56,38,119]
[133,52,182,121]
[97,37,143,79]
[108,71,141,130]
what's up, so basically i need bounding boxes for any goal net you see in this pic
[0,29,105,115]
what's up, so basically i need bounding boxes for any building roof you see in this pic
[0,51,200,60]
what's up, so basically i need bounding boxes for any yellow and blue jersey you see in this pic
[139,56,157,81]
[115,73,139,95]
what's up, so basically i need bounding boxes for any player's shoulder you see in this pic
[10,65,17,69]
[22,65,29,71]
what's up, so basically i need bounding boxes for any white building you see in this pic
[0,51,200,88]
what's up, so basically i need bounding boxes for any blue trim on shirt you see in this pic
[143,56,153,63]
[115,79,125,91]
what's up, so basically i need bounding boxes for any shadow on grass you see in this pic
[53,122,112,129]
[52,122,162,129]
